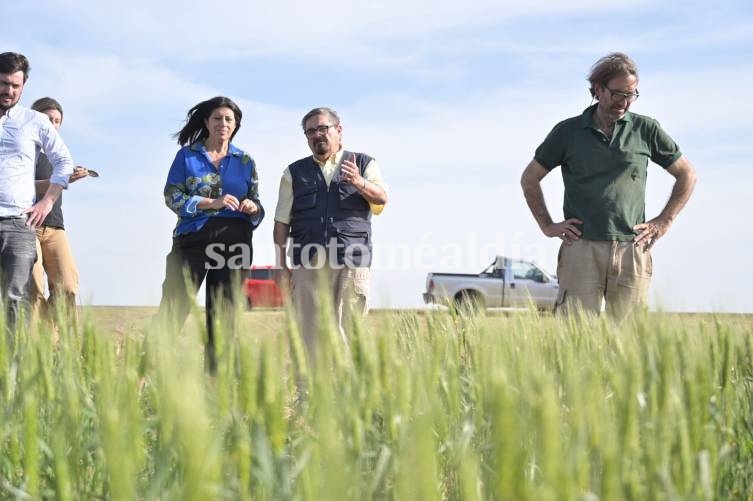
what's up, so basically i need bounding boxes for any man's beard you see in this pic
[0,96,18,112]
[314,140,330,156]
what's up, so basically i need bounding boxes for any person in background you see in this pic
[158,96,264,373]
[520,52,697,319]
[0,52,73,334]
[273,107,388,360]
[30,97,92,322]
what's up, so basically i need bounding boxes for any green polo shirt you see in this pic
[534,104,682,241]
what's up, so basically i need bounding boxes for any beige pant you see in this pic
[555,239,651,319]
[290,252,370,357]
[30,227,79,318]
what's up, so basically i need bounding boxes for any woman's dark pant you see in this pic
[158,217,252,373]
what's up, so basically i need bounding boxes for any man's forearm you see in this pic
[522,184,553,230]
[40,183,64,205]
[273,221,290,268]
[356,180,388,205]
[659,168,697,223]
[521,175,553,230]
[35,179,51,200]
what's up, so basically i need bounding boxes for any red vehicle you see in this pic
[243,265,285,309]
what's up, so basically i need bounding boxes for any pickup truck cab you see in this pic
[423,256,558,311]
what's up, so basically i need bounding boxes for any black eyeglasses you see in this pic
[304,124,335,138]
[606,87,640,102]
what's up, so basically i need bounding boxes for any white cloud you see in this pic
[12,0,651,62]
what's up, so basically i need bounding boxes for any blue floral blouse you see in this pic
[164,142,264,236]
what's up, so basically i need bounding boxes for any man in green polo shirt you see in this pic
[521,52,697,318]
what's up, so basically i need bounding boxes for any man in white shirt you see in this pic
[0,52,74,334]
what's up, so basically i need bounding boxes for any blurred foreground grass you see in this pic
[2,305,753,500]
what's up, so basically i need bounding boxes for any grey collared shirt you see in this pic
[0,104,73,217]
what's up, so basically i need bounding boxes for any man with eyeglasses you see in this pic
[273,107,388,359]
[521,52,697,319]
[0,53,74,334]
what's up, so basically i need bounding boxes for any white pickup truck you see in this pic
[423,256,559,311]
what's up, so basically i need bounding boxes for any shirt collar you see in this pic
[313,147,343,167]
[189,141,243,157]
[1,103,22,120]
[580,103,633,129]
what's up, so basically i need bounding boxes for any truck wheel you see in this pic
[454,290,484,314]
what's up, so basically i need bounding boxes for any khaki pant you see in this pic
[30,227,79,318]
[291,251,370,358]
[555,239,651,319]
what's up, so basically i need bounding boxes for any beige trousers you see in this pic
[290,252,370,357]
[555,239,652,319]
[30,227,79,318]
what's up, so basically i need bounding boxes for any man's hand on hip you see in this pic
[544,218,583,246]
[23,198,54,228]
[633,217,670,251]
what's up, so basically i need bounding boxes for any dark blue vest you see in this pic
[289,151,373,267]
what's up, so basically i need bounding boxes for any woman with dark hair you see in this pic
[30,97,91,323]
[158,96,264,373]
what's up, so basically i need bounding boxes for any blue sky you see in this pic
[4,0,752,311]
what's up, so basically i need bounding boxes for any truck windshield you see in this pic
[249,269,273,280]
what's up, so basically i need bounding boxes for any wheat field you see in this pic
[1,304,752,500]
